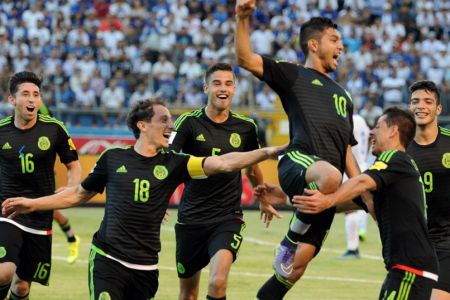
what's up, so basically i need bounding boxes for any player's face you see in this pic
[409,89,442,127]
[316,28,343,73]
[8,82,42,123]
[370,115,390,156]
[147,104,173,149]
[204,70,235,112]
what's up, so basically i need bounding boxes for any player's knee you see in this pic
[10,280,30,297]
[208,274,227,295]
[0,268,15,285]
[316,167,342,194]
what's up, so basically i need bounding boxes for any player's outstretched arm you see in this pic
[2,185,97,218]
[292,174,377,214]
[235,0,263,77]
[203,145,285,176]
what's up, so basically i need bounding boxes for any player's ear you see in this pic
[7,95,16,106]
[203,83,208,94]
[436,103,442,116]
[307,38,319,53]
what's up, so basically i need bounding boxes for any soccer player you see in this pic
[294,107,439,299]
[235,2,360,298]
[39,104,81,265]
[340,113,370,259]
[407,80,450,300]
[170,62,280,300]
[2,99,284,300]
[0,71,81,300]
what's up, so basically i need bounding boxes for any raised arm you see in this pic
[292,174,377,214]
[2,184,97,218]
[235,0,264,77]
[202,145,284,176]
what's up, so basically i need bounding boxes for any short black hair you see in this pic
[204,62,235,84]
[409,80,441,105]
[300,17,338,58]
[127,99,167,139]
[383,107,416,148]
[9,71,42,96]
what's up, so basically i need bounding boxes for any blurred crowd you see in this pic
[0,0,449,127]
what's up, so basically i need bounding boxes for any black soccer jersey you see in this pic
[171,108,259,224]
[407,126,450,249]
[82,146,202,265]
[260,57,356,172]
[0,115,78,230]
[364,150,438,274]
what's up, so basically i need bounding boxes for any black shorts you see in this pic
[175,218,245,278]
[435,249,450,293]
[379,269,435,300]
[278,152,336,251]
[0,221,52,285]
[88,246,159,300]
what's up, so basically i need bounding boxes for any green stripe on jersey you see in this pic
[98,145,132,160]
[231,112,258,131]
[174,109,203,130]
[0,116,12,127]
[440,126,450,136]
[378,150,397,163]
[38,114,70,136]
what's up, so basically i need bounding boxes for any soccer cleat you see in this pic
[337,249,360,260]
[358,229,366,242]
[67,235,80,264]
[273,242,297,277]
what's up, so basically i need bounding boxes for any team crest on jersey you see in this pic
[369,161,388,171]
[0,246,6,258]
[442,153,450,168]
[98,291,111,300]
[229,133,241,148]
[37,136,51,151]
[153,165,168,180]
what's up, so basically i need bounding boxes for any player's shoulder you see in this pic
[98,145,133,159]
[439,126,450,139]
[174,108,204,129]
[377,150,407,163]
[38,114,70,133]
[0,116,13,129]
[230,111,257,129]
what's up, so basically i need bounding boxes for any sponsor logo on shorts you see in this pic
[99,291,111,300]
[177,262,185,274]
[0,246,6,258]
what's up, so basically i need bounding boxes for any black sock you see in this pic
[256,274,292,300]
[59,221,75,242]
[0,283,10,299]
[206,296,226,300]
[8,291,29,300]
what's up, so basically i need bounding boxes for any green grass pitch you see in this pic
[31,207,385,299]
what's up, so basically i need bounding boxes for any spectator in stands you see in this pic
[100,78,125,128]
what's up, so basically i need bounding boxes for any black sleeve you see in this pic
[55,123,78,164]
[244,121,260,152]
[81,150,108,193]
[364,151,416,189]
[352,196,368,212]
[170,116,192,152]
[260,56,298,96]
